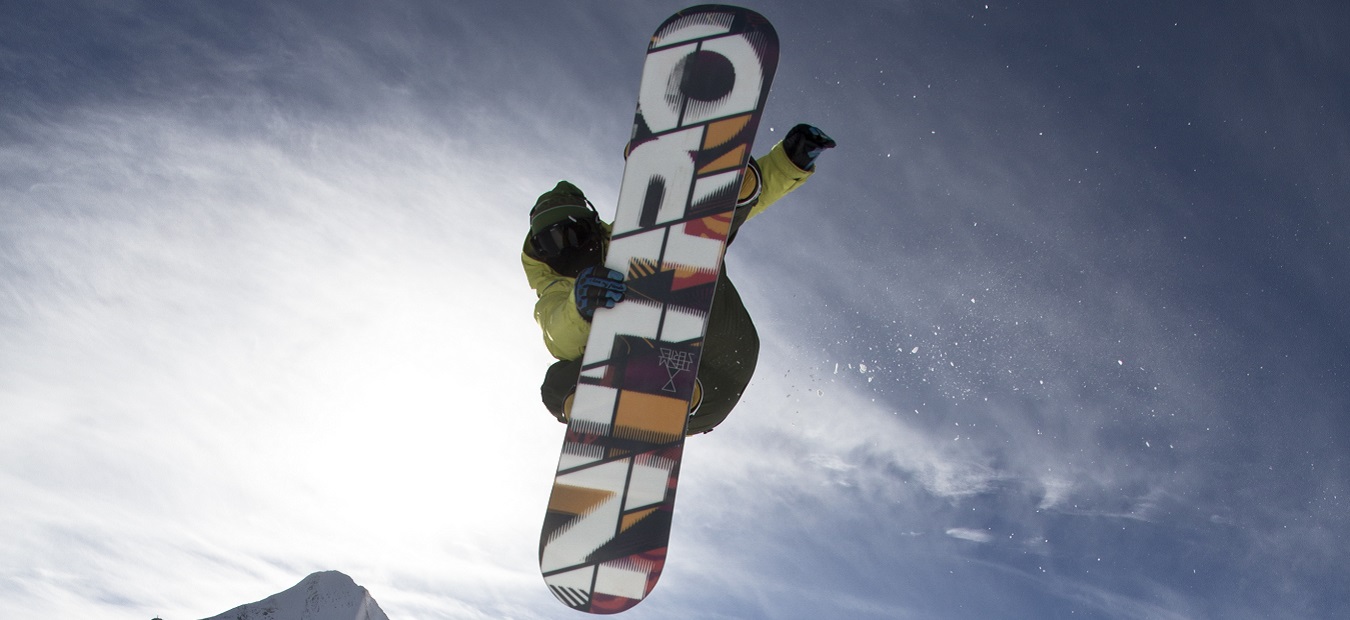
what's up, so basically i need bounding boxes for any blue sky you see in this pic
[2,1,1347,619]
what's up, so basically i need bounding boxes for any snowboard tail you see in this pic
[540,5,777,614]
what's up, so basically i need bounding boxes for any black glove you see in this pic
[574,266,626,321]
[783,124,836,171]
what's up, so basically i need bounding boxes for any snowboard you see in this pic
[539,5,778,614]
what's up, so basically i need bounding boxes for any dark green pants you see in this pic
[540,265,760,434]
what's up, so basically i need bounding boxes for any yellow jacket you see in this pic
[522,140,813,360]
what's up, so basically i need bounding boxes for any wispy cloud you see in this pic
[0,90,578,617]
[945,527,993,543]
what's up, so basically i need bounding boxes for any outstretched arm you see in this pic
[739,124,836,223]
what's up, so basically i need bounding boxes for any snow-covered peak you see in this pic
[202,571,389,620]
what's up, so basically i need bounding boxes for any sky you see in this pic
[1,1,1347,619]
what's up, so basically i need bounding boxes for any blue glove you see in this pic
[574,266,626,321]
[783,124,837,171]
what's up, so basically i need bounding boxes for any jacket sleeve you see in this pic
[522,247,591,360]
[740,139,814,223]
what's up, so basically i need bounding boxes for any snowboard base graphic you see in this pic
[538,4,778,614]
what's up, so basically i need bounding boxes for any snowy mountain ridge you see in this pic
[201,571,389,620]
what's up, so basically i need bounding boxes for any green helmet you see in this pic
[528,181,603,277]
[530,181,595,237]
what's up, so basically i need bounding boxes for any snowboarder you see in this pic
[523,124,835,434]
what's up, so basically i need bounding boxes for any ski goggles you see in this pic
[530,215,601,258]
